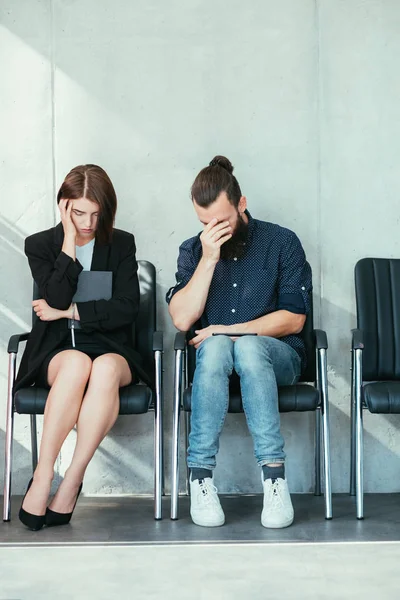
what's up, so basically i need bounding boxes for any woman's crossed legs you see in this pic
[22,350,132,516]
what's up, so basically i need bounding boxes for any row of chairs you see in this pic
[3,258,400,523]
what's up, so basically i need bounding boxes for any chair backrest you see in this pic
[355,257,400,381]
[32,259,157,380]
[135,260,156,379]
[299,297,316,383]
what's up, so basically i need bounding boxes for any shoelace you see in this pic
[267,480,285,510]
[198,479,219,505]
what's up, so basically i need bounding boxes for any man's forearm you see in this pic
[226,310,306,338]
[169,257,217,330]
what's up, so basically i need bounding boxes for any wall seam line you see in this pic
[50,0,56,226]
[315,0,323,328]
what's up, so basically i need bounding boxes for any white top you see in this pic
[75,238,95,271]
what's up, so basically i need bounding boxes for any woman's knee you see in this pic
[90,354,127,387]
[49,351,92,386]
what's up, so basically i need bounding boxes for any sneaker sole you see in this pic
[261,515,294,529]
[190,513,225,527]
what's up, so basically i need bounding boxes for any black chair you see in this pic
[3,260,164,521]
[171,299,332,520]
[350,258,400,519]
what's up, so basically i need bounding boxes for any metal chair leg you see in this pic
[171,349,183,520]
[314,346,322,497]
[350,350,356,496]
[30,414,38,473]
[314,408,322,496]
[161,425,166,498]
[154,350,163,520]
[319,348,332,520]
[184,411,191,496]
[3,353,16,522]
[354,349,364,519]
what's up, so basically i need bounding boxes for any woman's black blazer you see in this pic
[14,223,152,391]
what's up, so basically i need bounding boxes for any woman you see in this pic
[16,164,150,531]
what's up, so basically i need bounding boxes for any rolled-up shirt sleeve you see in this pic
[166,239,198,304]
[277,232,312,315]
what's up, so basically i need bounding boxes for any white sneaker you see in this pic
[261,476,294,529]
[190,477,225,527]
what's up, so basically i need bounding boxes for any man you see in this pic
[167,155,312,528]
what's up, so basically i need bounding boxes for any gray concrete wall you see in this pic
[1,0,400,495]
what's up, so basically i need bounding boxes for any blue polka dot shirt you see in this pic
[166,211,312,369]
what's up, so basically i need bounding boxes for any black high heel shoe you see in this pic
[19,478,46,531]
[45,482,83,527]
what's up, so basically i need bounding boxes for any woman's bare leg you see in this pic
[49,353,132,513]
[22,350,92,515]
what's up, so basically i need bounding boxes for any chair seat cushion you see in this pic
[363,382,400,414]
[183,383,319,413]
[14,384,152,415]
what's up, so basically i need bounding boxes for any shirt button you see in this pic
[233,257,238,261]
[301,286,305,291]
[233,283,237,287]
[231,309,236,313]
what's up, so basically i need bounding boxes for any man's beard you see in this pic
[220,212,249,260]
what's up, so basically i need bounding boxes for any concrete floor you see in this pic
[2,494,400,599]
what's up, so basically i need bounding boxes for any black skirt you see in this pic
[34,330,136,389]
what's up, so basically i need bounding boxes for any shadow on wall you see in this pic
[0,216,31,348]
[0,415,157,497]
[3,401,400,499]
[1,211,400,494]
[0,218,168,496]
[209,400,400,495]
[0,426,37,500]
[93,414,156,493]
[0,218,172,346]
[320,294,356,388]
[328,400,400,493]
[321,294,400,491]
[190,289,400,494]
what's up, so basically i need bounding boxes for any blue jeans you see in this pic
[187,335,301,469]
